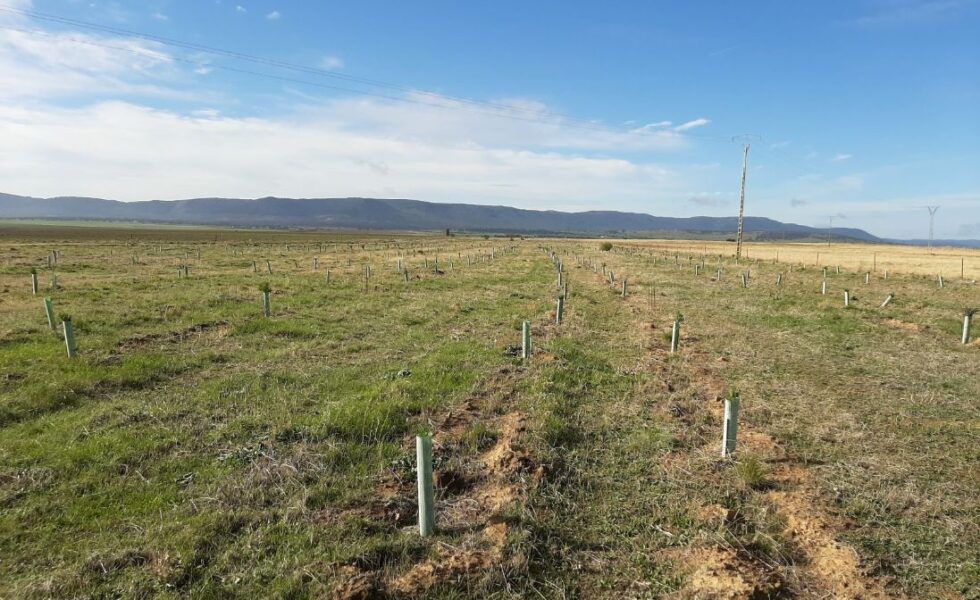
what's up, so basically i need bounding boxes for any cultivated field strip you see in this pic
[1,226,977,598]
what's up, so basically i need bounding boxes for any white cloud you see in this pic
[266,10,280,20]
[0,100,691,207]
[0,27,176,100]
[674,118,710,131]
[235,5,246,13]
[687,193,728,207]
[151,11,169,21]
[320,55,344,70]
[832,153,853,162]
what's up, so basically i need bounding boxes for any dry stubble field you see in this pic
[0,222,977,599]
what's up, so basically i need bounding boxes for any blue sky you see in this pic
[0,0,978,238]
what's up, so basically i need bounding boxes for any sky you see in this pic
[0,0,978,239]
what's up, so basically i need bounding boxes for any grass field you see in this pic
[1,224,977,599]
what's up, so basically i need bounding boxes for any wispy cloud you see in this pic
[0,27,176,100]
[687,193,728,207]
[0,100,688,207]
[957,222,980,236]
[790,198,809,206]
[708,45,739,57]
[266,10,281,20]
[675,118,710,131]
[832,153,853,162]
[320,55,344,70]
[848,0,977,27]
[235,5,247,13]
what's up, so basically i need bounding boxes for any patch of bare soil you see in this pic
[883,318,922,332]
[333,303,552,598]
[765,481,895,599]
[116,321,229,350]
[676,546,784,599]
[331,565,378,600]
[602,254,898,599]
[388,412,531,596]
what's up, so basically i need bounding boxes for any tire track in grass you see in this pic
[599,246,901,599]
[330,249,559,598]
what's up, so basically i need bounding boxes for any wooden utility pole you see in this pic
[735,144,750,260]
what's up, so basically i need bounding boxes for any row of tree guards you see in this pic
[21,243,979,541]
[412,248,690,538]
[30,243,514,358]
[592,246,976,343]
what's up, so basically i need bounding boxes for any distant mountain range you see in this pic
[0,192,972,247]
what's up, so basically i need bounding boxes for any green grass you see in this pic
[1,228,976,598]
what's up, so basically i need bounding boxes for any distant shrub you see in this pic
[600,242,613,251]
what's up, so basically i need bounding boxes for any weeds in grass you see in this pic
[734,455,769,490]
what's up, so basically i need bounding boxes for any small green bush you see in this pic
[734,455,768,490]
[600,242,613,252]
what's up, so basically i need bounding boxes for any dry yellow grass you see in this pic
[604,239,980,279]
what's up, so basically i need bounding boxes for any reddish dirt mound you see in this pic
[883,318,922,332]
[681,546,783,599]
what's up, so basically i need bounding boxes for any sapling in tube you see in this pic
[61,314,77,358]
[670,313,683,353]
[963,308,976,345]
[259,282,272,317]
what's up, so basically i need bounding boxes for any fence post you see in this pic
[521,321,531,359]
[556,296,564,324]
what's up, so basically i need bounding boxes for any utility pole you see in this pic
[926,206,939,252]
[735,143,750,260]
[827,215,834,245]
